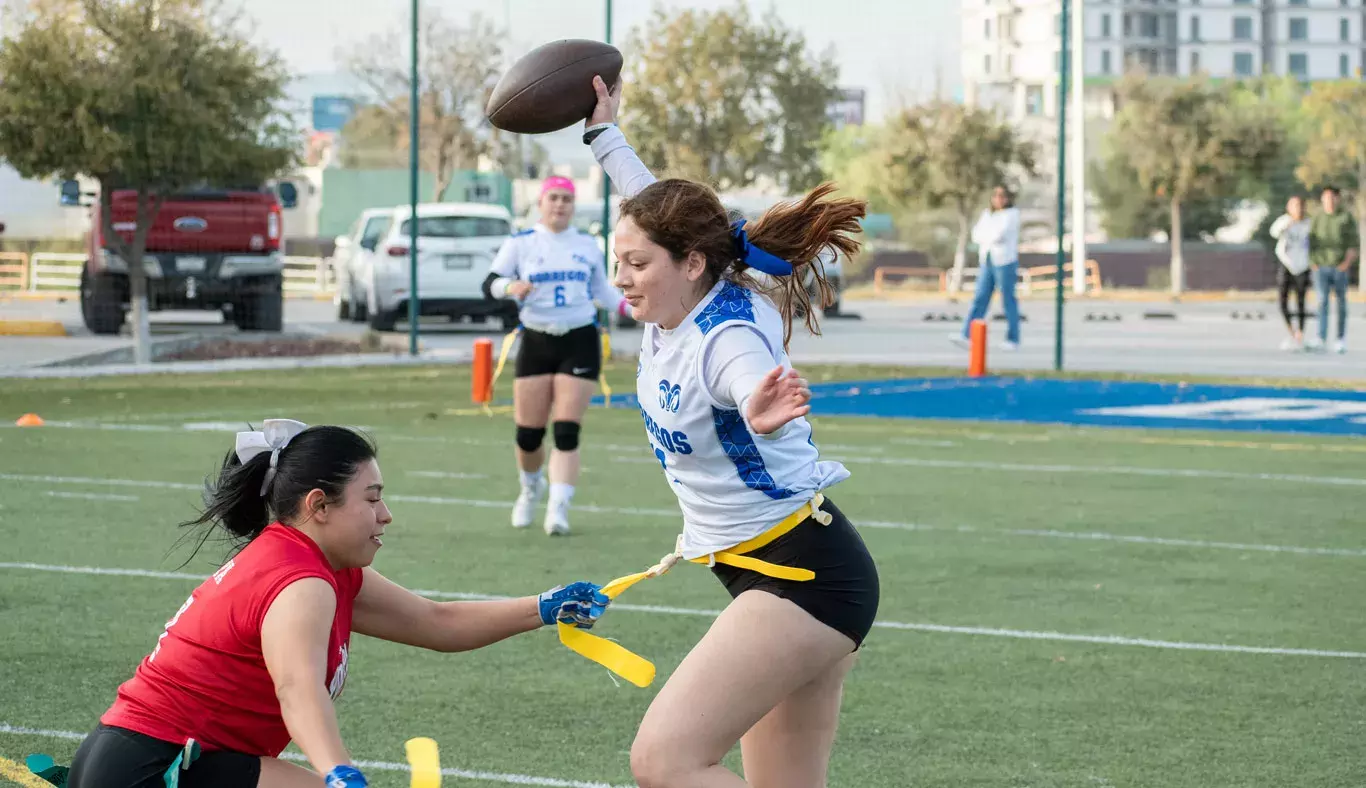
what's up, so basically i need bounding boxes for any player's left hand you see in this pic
[589,75,621,127]
[539,581,611,628]
[746,366,811,436]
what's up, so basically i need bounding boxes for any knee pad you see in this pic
[552,421,581,452]
[515,425,546,453]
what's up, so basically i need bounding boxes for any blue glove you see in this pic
[538,581,611,628]
[325,765,368,788]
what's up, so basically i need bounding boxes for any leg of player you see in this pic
[544,373,596,536]
[629,591,856,788]
[512,375,555,529]
[739,652,858,788]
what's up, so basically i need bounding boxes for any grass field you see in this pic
[1,363,1363,788]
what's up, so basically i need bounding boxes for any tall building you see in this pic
[964,0,1366,122]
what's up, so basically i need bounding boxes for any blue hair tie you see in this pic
[730,219,794,277]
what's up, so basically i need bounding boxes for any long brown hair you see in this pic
[619,179,866,348]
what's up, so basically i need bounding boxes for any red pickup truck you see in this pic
[79,187,287,335]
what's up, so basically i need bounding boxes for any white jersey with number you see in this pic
[490,225,623,330]
[637,278,850,559]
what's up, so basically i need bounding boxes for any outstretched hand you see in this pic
[539,581,611,629]
[588,74,621,127]
[745,366,811,436]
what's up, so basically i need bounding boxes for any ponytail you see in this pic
[175,424,377,565]
[745,183,866,347]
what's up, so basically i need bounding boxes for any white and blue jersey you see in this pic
[636,278,850,559]
[490,225,623,331]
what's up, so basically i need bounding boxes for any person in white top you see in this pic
[954,185,1022,350]
[481,176,630,535]
[584,75,880,788]
[1268,195,1312,351]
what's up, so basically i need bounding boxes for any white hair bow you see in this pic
[235,419,309,496]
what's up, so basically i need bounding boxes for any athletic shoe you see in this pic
[948,334,969,348]
[544,498,570,536]
[999,341,1020,351]
[1334,340,1347,354]
[511,476,545,529]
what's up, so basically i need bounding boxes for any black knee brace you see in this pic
[515,425,546,453]
[552,421,581,452]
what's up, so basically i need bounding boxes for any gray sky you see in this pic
[244,0,961,124]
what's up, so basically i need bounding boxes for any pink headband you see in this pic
[540,176,575,198]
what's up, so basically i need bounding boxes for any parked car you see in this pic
[67,181,294,335]
[355,202,518,332]
[331,207,396,322]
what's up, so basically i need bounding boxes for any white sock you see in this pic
[520,470,544,490]
[548,483,575,508]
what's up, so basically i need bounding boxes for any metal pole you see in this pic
[600,0,613,292]
[1070,0,1087,296]
[1054,0,1070,371]
[407,0,420,356]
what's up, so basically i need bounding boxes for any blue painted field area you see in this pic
[601,376,1366,436]
[806,377,1366,436]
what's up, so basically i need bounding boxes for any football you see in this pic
[485,39,623,135]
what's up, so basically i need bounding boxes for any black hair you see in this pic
[176,425,377,564]
[993,184,1016,209]
[1322,185,1342,198]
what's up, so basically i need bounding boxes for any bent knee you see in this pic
[631,732,704,788]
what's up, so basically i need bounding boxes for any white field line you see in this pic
[406,471,490,480]
[44,490,140,502]
[1,472,1357,559]
[10,420,1366,488]
[1,561,1363,659]
[0,723,630,788]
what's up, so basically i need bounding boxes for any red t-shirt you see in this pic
[102,524,364,756]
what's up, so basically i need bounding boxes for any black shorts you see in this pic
[514,324,601,380]
[711,496,880,648]
[69,724,261,788]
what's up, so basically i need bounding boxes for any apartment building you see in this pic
[964,0,1366,121]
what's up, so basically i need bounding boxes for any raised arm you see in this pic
[586,75,657,199]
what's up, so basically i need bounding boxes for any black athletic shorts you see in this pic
[711,496,880,648]
[69,724,261,788]
[514,324,601,380]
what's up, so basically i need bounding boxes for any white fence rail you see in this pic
[15,253,335,297]
[282,256,333,298]
[29,253,85,292]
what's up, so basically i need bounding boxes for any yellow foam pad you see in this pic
[404,737,441,788]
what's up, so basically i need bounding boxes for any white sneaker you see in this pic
[1280,337,1302,352]
[999,340,1019,351]
[1305,337,1325,352]
[543,499,570,536]
[511,476,545,529]
[1334,340,1347,354]
[948,333,969,348]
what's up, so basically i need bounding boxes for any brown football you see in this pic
[486,39,623,135]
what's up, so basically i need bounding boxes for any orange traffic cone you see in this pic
[15,413,44,427]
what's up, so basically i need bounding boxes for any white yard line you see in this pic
[3,473,1359,558]
[11,420,1366,487]
[2,561,1362,659]
[0,724,631,788]
[44,490,140,502]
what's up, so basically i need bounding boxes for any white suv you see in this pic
[360,203,517,332]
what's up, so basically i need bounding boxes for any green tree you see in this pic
[0,0,296,362]
[871,101,1038,292]
[1107,73,1284,295]
[340,6,502,199]
[1295,80,1366,288]
[622,3,839,191]
[1090,153,1234,241]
